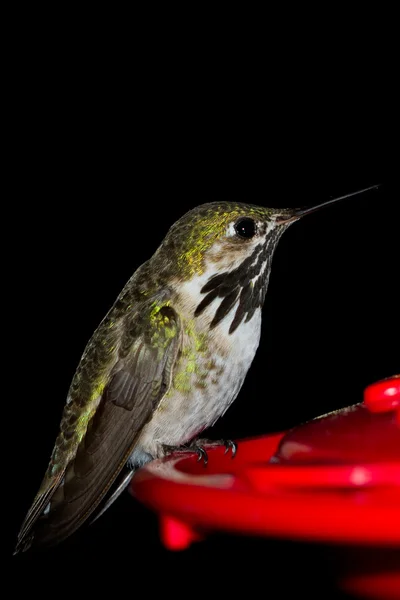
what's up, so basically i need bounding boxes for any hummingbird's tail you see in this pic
[14,473,64,554]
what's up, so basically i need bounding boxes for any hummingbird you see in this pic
[15,185,379,552]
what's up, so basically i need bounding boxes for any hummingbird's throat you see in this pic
[194,228,284,334]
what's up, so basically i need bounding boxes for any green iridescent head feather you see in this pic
[157,202,276,278]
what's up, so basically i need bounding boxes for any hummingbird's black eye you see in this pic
[234,217,257,239]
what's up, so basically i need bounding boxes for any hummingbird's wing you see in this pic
[15,303,181,552]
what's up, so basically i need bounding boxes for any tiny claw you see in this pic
[196,446,208,466]
[224,440,237,458]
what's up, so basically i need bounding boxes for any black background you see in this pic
[5,21,396,600]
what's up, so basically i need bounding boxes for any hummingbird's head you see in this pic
[164,201,294,278]
[158,201,298,333]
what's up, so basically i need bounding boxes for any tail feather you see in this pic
[14,474,63,554]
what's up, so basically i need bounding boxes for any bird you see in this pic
[15,185,379,552]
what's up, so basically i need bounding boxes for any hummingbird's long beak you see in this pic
[277,184,381,224]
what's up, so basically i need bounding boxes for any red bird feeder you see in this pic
[131,376,400,599]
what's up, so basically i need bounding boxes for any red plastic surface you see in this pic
[130,376,400,598]
[364,375,400,413]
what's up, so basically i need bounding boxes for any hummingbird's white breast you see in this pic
[133,256,263,460]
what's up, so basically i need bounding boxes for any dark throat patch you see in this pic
[194,230,282,334]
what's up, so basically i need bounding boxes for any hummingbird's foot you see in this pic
[162,442,209,465]
[162,439,237,465]
[192,438,238,458]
